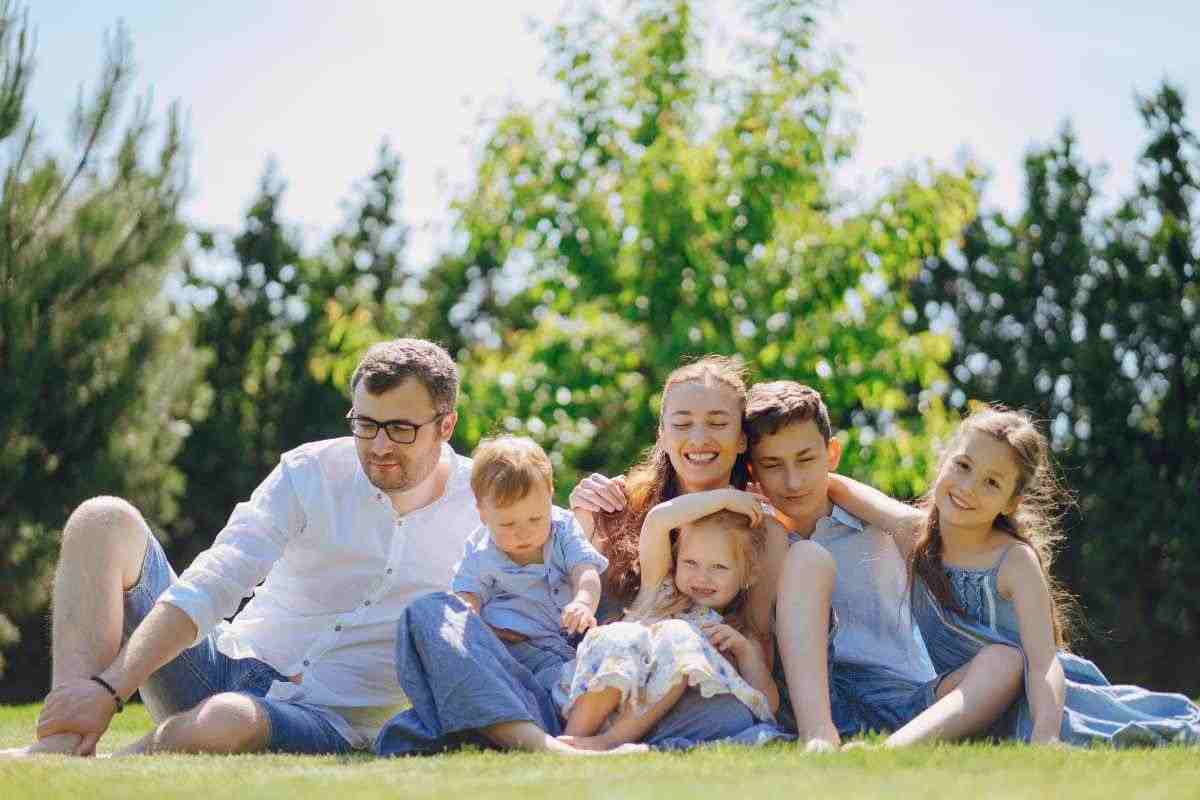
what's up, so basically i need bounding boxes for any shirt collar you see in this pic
[829,503,865,531]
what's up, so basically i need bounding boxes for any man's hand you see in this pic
[36,678,121,756]
[560,601,597,635]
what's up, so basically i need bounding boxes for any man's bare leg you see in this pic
[3,497,150,756]
[559,679,688,751]
[114,693,270,756]
[884,644,1024,747]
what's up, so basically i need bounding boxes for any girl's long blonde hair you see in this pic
[626,509,767,640]
[909,405,1080,646]
[594,356,751,605]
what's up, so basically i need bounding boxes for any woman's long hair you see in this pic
[625,509,767,640]
[595,356,751,605]
[908,406,1080,646]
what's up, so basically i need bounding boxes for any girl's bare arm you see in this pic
[1001,545,1065,744]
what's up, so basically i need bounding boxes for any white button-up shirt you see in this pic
[160,438,479,748]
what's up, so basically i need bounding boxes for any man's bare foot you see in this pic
[0,734,84,758]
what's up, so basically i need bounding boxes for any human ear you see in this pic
[439,411,458,441]
[736,429,748,454]
[1004,494,1020,517]
[826,436,843,471]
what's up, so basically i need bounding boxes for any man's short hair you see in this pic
[350,339,459,413]
[744,381,833,446]
[470,435,554,507]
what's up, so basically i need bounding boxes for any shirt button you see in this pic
[334,625,342,632]
[386,568,393,575]
[302,659,310,667]
[364,600,372,606]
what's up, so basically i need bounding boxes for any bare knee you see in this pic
[778,540,836,599]
[154,693,269,754]
[973,644,1025,692]
[62,496,150,587]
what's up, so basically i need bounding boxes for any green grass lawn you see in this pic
[3,704,1199,800]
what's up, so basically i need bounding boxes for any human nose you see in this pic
[369,429,394,453]
[784,465,804,492]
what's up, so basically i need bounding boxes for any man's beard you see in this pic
[364,448,439,493]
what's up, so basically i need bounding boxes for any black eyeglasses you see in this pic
[346,411,446,445]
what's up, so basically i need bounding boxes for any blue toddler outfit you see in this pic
[451,505,608,688]
[912,544,1200,746]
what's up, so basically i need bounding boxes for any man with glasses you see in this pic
[7,339,481,757]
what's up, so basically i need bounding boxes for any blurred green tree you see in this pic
[913,83,1199,691]
[167,144,411,566]
[414,0,975,499]
[0,5,205,680]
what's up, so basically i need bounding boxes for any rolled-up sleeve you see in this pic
[160,462,305,642]
[451,526,493,601]
[556,515,608,575]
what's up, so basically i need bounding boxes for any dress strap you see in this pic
[990,542,1019,574]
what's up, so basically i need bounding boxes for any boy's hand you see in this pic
[560,601,597,635]
[702,622,751,659]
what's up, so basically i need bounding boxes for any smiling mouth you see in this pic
[683,452,719,465]
[947,492,973,511]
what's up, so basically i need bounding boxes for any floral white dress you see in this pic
[554,581,774,725]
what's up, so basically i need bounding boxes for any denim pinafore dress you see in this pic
[913,544,1200,746]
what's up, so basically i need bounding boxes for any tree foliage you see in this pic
[167,144,412,566]
[913,83,1199,690]
[0,4,205,676]
[414,0,974,500]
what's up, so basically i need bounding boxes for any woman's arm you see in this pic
[826,473,923,557]
[737,637,781,714]
[1000,544,1065,744]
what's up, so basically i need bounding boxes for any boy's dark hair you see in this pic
[350,339,458,413]
[743,381,833,445]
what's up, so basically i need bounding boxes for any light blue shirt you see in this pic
[452,505,608,648]
[801,505,936,683]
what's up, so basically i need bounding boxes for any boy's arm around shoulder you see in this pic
[827,473,923,558]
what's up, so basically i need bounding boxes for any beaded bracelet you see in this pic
[89,675,125,713]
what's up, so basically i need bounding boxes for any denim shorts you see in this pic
[125,535,353,754]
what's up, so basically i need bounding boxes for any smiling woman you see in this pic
[586,356,755,610]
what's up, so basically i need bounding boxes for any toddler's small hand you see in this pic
[702,622,749,656]
[560,601,597,635]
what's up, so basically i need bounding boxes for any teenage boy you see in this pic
[743,381,935,749]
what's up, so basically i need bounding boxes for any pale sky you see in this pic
[23,2,1200,266]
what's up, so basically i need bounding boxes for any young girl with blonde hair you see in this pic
[556,493,779,750]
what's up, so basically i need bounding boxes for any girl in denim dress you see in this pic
[838,406,1200,746]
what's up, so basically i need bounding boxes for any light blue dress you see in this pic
[913,544,1200,746]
